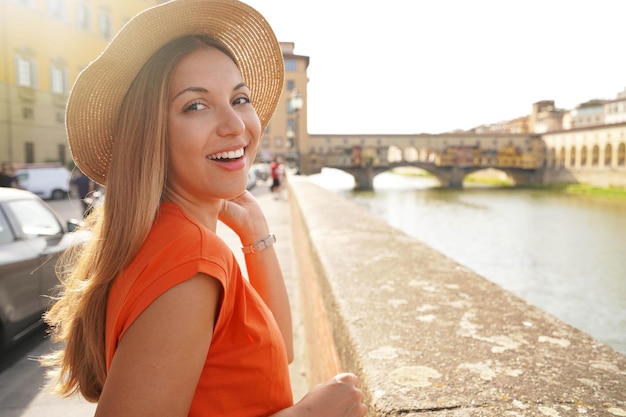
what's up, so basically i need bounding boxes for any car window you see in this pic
[0,208,14,244]
[7,199,63,237]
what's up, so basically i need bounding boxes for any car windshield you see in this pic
[0,209,14,244]
[8,199,63,237]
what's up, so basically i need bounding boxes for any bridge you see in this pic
[278,124,626,190]
[290,132,545,190]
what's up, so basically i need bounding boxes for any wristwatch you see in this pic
[242,234,276,254]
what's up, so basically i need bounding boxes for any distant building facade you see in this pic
[258,42,310,166]
[0,0,160,166]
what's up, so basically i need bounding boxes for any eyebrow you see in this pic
[171,82,249,101]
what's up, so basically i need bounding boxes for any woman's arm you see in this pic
[219,191,294,361]
[95,274,221,417]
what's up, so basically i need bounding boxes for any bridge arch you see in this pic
[559,146,566,168]
[403,147,419,162]
[605,144,612,167]
[592,145,600,166]
[321,161,542,190]
[387,145,403,163]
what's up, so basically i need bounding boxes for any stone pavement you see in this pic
[8,181,308,417]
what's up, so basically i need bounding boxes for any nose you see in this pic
[216,105,245,137]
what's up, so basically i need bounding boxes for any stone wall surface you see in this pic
[543,167,626,188]
[287,175,626,416]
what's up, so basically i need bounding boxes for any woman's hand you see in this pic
[280,373,367,417]
[218,190,268,241]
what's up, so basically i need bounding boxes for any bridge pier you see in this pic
[448,166,465,188]
[434,166,465,188]
[353,163,375,191]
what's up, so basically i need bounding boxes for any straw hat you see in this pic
[66,0,284,185]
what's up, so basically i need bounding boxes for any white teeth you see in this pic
[208,148,244,160]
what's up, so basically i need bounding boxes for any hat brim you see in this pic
[66,0,284,186]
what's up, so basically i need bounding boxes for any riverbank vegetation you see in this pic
[535,183,626,200]
[390,167,626,200]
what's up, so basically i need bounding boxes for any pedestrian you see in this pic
[270,156,284,199]
[0,162,17,188]
[71,169,95,217]
[43,1,366,417]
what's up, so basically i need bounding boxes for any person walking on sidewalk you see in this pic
[0,162,18,188]
[270,156,284,199]
[71,169,95,217]
[43,1,366,417]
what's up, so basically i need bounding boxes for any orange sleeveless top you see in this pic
[105,202,293,417]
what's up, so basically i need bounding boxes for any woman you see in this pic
[43,1,366,416]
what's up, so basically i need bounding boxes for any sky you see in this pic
[244,0,626,135]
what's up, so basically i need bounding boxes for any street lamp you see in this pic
[289,89,303,171]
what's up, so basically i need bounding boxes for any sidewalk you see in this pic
[13,183,307,416]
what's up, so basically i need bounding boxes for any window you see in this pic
[0,210,15,245]
[284,59,297,72]
[50,66,68,94]
[286,80,295,91]
[77,3,91,31]
[13,0,35,8]
[16,56,37,87]
[25,142,34,163]
[22,107,34,119]
[58,144,66,165]
[98,12,112,39]
[8,199,62,238]
[48,0,65,20]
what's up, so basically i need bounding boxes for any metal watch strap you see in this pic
[241,234,276,254]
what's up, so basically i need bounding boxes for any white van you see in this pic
[14,166,72,200]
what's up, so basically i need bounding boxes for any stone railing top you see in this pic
[288,175,626,416]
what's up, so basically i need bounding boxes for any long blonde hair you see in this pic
[43,35,234,402]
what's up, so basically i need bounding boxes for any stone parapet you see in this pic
[287,175,626,416]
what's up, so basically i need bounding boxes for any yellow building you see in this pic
[0,0,161,166]
[261,41,309,168]
[1,0,310,170]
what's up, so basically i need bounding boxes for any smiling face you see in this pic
[166,45,261,204]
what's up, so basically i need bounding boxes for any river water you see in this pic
[308,168,626,356]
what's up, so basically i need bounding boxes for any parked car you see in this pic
[246,168,258,191]
[252,163,270,181]
[0,187,85,350]
[14,166,72,200]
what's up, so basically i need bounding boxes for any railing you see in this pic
[287,175,626,416]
